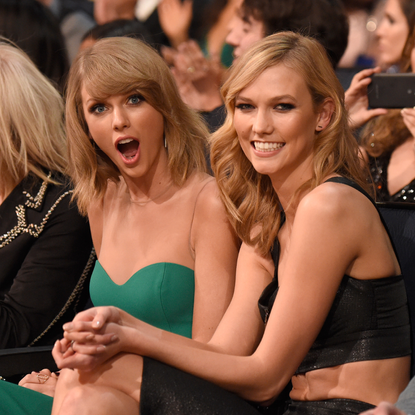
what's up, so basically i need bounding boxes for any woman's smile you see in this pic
[252,141,285,153]
[234,63,323,184]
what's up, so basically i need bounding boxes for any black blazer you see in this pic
[0,172,93,348]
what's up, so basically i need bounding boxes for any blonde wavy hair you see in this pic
[210,32,368,256]
[66,37,208,215]
[0,38,66,197]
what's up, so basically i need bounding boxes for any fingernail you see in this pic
[86,334,94,340]
[97,345,106,352]
[63,323,73,331]
[94,320,101,327]
[111,335,118,342]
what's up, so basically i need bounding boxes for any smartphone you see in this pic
[367,73,415,108]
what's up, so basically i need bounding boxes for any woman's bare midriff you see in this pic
[290,356,410,406]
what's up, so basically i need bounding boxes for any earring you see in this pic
[164,136,167,148]
[317,125,323,131]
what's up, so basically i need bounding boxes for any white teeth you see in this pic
[118,138,133,144]
[253,142,284,152]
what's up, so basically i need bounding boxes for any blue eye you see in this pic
[128,95,142,105]
[90,104,106,114]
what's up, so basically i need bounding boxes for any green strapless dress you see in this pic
[0,261,195,414]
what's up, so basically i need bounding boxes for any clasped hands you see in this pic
[52,306,124,372]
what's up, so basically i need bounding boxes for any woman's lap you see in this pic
[0,380,52,415]
[140,357,263,415]
[140,358,375,415]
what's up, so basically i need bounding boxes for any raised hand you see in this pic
[158,0,193,48]
[165,40,224,111]
[345,67,388,129]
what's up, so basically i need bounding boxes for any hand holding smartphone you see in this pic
[367,73,415,109]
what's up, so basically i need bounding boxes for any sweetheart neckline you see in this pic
[95,260,194,287]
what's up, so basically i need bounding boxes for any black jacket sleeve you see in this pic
[0,183,93,348]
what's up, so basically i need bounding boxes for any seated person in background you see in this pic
[350,10,415,202]
[167,0,349,130]
[4,36,239,413]
[79,18,156,52]
[40,32,409,415]
[0,0,69,92]
[0,38,93,349]
[159,0,241,64]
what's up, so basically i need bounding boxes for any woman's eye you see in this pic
[90,104,106,114]
[276,103,294,111]
[128,95,142,105]
[386,14,395,24]
[235,103,253,111]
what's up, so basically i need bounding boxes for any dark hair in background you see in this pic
[194,0,229,40]
[0,0,69,92]
[241,0,349,68]
[81,19,157,50]
[399,0,415,24]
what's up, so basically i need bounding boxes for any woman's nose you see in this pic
[112,107,130,130]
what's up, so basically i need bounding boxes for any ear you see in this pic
[315,98,335,132]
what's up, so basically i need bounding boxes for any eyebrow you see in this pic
[235,94,297,102]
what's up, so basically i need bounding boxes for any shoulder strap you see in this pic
[325,176,376,207]
[325,177,401,269]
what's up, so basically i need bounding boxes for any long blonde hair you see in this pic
[0,38,66,197]
[210,32,368,255]
[66,37,208,215]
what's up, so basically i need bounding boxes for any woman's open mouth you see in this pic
[117,138,140,162]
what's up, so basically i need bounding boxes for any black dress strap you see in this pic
[324,177,401,269]
[258,176,401,325]
[324,176,375,206]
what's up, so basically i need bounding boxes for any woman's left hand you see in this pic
[18,369,59,397]
[52,307,125,371]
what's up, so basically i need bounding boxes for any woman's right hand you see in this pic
[158,0,193,48]
[345,67,388,129]
[18,369,59,397]
[52,307,125,371]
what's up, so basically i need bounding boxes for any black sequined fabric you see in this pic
[283,399,374,415]
[140,358,264,415]
[369,154,415,202]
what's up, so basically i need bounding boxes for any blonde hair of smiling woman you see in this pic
[0,38,67,200]
[65,37,208,215]
[210,31,370,256]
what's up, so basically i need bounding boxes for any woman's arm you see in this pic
[190,180,240,342]
[55,183,379,404]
